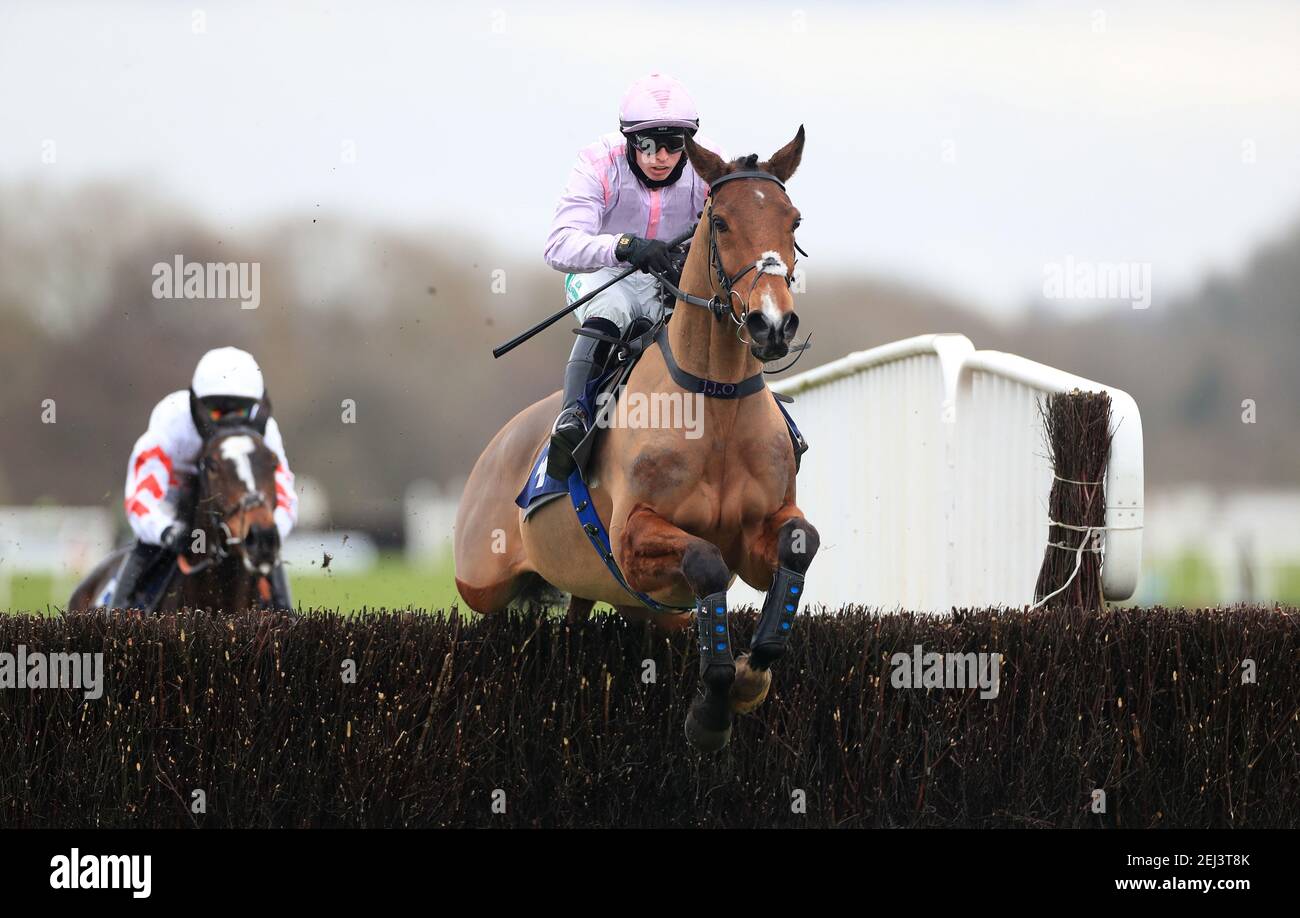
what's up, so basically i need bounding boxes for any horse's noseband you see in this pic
[647,168,812,373]
[214,492,268,546]
[703,170,805,328]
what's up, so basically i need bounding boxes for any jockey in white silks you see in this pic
[110,346,298,609]
[542,72,727,480]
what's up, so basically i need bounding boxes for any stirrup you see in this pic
[551,404,588,436]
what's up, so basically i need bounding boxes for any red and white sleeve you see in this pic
[123,432,177,545]
[264,418,298,540]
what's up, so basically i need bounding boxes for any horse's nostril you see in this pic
[782,312,800,342]
[246,525,277,556]
[745,312,774,341]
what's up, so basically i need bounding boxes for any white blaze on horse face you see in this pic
[219,435,258,492]
[758,251,790,324]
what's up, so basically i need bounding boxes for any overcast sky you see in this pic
[3,0,1299,317]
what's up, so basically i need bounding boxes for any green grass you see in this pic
[290,554,462,614]
[0,570,74,616]
[1161,550,1221,608]
[1,553,464,616]
[1274,564,1300,604]
[8,550,1300,615]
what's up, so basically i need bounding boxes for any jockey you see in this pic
[111,346,298,609]
[543,72,726,480]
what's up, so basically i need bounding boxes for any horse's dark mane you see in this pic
[729,153,760,170]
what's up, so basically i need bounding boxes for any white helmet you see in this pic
[192,347,265,400]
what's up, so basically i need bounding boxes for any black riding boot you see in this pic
[546,317,618,481]
[111,541,166,611]
[268,564,293,611]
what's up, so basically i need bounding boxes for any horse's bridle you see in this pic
[210,491,269,549]
[702,169,807,327]
[651,169,811,372]
[178,441,278,577]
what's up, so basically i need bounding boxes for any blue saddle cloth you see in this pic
[515,444,569,518]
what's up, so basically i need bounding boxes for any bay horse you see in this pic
[455,127,819,751]
[69,426,286,613]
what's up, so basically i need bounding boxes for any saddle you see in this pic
[514,315,808,518]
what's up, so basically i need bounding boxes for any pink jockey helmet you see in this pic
[618,73,700,134]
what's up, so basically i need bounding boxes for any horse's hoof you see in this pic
[685,712,732,752]
[729,653,772,714]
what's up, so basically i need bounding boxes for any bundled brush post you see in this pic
[1033,390,1113,612]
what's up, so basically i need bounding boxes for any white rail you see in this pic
[728,334,1144,612]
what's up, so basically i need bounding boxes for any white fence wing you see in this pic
[728,334,1143,613]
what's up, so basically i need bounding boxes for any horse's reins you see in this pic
[650,169,812,375]
[177,470,277,576]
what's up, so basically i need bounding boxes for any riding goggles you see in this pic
[630,130,686,156]
[200,396,257,425]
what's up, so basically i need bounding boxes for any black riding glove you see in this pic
[615,234,675,276]
[160,521,190,554]
[664,244,689,287]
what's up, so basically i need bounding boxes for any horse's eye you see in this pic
[793,218,802,232]
[712,216,728,233]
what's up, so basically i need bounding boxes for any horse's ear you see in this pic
[685,134,728,185]
[763,125,805,184]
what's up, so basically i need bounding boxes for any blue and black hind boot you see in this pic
[546,316,619,481]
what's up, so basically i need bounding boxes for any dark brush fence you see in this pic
[1,605,1297,828]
